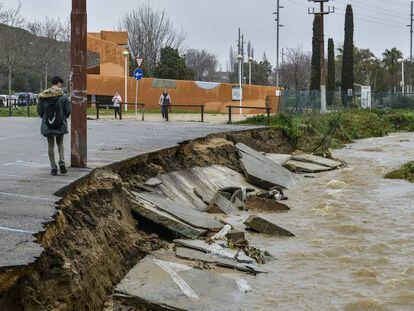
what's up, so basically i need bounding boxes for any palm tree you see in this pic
[382,48,403,68]
[382,47,403,91]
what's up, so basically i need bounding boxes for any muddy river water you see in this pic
[242,133,414,311]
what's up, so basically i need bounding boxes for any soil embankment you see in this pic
[0,128,292,311]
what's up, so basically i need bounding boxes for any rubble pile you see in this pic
[111,146,344,310]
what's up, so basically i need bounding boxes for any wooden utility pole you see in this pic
[71,0,87,167]
[308,0,334,86]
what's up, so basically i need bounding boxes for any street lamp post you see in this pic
[237,54,243,115]
[248,57,253,85]
[123,50,129,112]
[398,58,405,94]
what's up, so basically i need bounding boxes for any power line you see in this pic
[334,0,407,19]
[334,7,406,28]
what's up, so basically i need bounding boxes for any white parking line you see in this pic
[0,192,53,201]
[3,160,48,168]
[0,226,34,234]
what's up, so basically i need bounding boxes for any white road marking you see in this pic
[0,192,53,201]
[3,160,48,168]
[236,279,252,293]
[153,259,199,300]
[0,226,34,234]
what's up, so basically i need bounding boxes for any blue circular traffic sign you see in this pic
[133,68,144,80]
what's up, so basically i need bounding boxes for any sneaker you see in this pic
[59,161,67,174]
[51,167,58,176]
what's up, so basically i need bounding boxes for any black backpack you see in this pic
[45,100,63,129]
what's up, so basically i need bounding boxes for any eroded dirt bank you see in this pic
[0,128,292,311]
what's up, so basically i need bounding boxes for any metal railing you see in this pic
[227,105,271,125]
[95,102,146,121]
[165,104,205,122]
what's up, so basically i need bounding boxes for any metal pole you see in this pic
[124,53,128,112]
[71,0,87,168]
[320,1,325,86]
[135,79,138,118]
[249,60,252,85]
[402,61,405,94]
[238,57,243,115]
[411,1,413,62]
[276,0,280,87]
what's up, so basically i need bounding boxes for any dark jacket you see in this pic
[37,87,71,137]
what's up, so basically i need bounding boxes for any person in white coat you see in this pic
[112,92,122,119]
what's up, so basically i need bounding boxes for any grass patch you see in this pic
[0,106,37,117]
[238,109,414,153]
[384,161,414,183]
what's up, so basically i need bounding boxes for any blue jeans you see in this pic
[161,105,169,120]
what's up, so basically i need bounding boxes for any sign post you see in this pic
[133,68,144,118]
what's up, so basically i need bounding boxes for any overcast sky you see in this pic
[3,0,412,68]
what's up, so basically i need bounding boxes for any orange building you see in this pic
[87,31,281,113]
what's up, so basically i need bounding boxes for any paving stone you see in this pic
[174,239,255,264]
[128,194,206,239]
[144,177,162,187]
[284,160,334,173]
[114,256,251,310]
[208,193,239,215]
[226,230,246,243]
[292,154,343,168]
[245,196,290,212]
[236,143,295,189]
[244,215,295,237]
[135,192,223,231]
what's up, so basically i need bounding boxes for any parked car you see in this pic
[14,93,36,106]
[0,95,18,107]
[0,95,7,108]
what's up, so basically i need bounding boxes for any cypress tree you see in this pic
[327,38,335,105]
[310,15,321,91]
[341,5,354,94]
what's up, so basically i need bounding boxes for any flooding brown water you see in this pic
[244,133,414,311]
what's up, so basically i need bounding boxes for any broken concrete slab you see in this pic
[114,256,251,311]
[208,193,239,215]
[175,247,265,274]
[144,177,162,187]
[265,153,292,165]
[128,194,206,239]
[226,230,245,244]
[157,165,260,212]
[245,196,290,212]
[236,143,295,189]
[284,160,334,173]
[292,154,343,168]
[135,192,223,232]
[244,215,295,237]
[174,239,255,264]
[175,247,217,263]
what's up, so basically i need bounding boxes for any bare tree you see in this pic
[27,17,68,89]
[185,49,218,81]
[227,46,237,73]
[0,2,26,97]
[118,3,186,74]
[280,45,311,90]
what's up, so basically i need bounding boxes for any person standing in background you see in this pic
[159,89,171,121]
[112,92,122,119]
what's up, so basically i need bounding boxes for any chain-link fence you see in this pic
[279,89,414,114]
